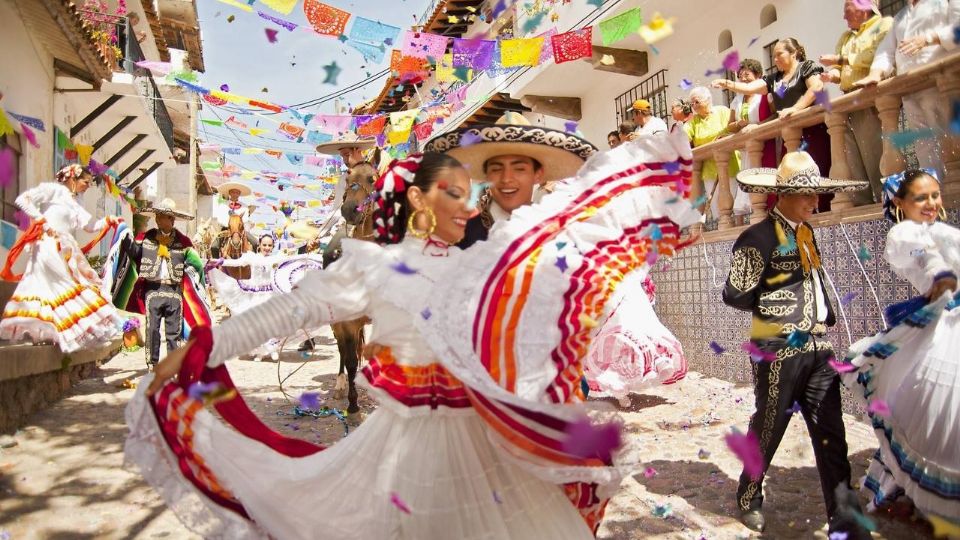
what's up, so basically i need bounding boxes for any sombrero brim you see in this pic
[216,181,252,197]
[138,208,195,220]
[423,125,597,183]
[736,167,869,194]
[315,139,377,155]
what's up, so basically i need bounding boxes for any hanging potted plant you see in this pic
[121,318,142,351]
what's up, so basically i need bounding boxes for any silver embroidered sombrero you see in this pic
[215,181,252,198]
[737,151,868,194]
[138,198,194,220]
[422,112,597,182]
[314,133,377,155]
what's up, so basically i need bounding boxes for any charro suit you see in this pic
[723,211,854,522]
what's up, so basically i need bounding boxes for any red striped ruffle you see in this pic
[362,349,471,409]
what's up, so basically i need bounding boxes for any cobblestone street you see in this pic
[0,329,932,539]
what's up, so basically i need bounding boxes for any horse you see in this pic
[192,217,220,307]
[218,214,251,280]
[322,162,377,415]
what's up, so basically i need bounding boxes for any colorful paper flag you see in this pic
[214,0,253,12]
[552,27,593,63]
[258,11,298,31]
[350,16,400,46]
[0,107,14,137]
[389,110,419,133]
[436,53,473,82]
[260,0,297,15]
[302,0,350,37]
[75,144,94,165]
[346,39,388,63]
[6,112,45,131]
[313,115,353,134]
[356,115,387,137]
[390,50,431,75]
[500,37,544,67]
[400,31,447,60]
[452,38,496,70]
[638,13,676,44]
[598,7,642,46]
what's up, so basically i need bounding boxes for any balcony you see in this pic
[688,51,960,241]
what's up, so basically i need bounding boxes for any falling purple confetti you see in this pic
[725,429,764,480]
[265,28,278,43]
[828,532,849,540]
[742,341,776,362]
[561,417,623,462]
[786,401,802,415]
[555,255,569,273]
[389,261,418,274]
[420,307,432,320]
[775,81,787,98]
[679,78,694,91]
[748,36,760,48]
[220,84,230,92]
[564,121,579,133]
[460,131,482,147]
[492,490,503,504]
[390,492,412,514]
[840,291,858,306]
[663,160,681,174]
[709,341,726,355]
[722,51,740,72]
[814,89,832,111]
[299,392,321,410]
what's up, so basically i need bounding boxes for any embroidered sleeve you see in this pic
[723,235,769,312]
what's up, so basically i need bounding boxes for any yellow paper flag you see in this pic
[0,107,14,137]
[210,90,245,104]
[307,200,322,208]
[75,144,94,166]
[249,128,267,136]
[387,127,412,145]
[259,0,297,15]
[388,110,418,133]
[436,54,473,83]
[242,148,264,155]
[500,37,544,67]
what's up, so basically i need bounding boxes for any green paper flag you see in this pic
[201,161,222,171]
[56,127,74,151]
[201,119,224,127]
[599,8,642,46]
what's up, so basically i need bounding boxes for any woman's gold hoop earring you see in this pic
[894,206,903,223]
[407,208,436,239]
[938,206,948,221]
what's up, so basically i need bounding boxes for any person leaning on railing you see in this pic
[684,86,745,225]
[712,38,833,212]
[854,0,960,181]
[726,59,779,213]
[820,0,894,205]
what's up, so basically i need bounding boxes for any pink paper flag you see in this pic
[400,31,448,60]
[0,146,16,188]
[312,115,353,134]
[19,122,39,148]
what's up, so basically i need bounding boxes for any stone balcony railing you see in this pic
[690,51,960,242]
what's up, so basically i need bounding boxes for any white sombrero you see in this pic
[737,151,869,194]
[315,133,377,155]
[138,198,194,220]
[216,181,252,198]
[422,112,597,182]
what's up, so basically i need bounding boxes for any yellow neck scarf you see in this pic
[795,223,821,274]
[157,234,172,260]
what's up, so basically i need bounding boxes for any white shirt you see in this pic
[871,0,960,76]
[155,230,174,281]
[774,209,828,323]
[637,116,668,136]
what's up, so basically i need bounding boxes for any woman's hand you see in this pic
[927,276,958,302]
[898,35,930,56]
[777,107,796,118]
[741,123,758,134]
[146,338,195,396]
[853,73,882,88]
[819,54,840,67]
[711,79,732,91]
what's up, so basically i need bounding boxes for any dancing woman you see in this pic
[843,169,960,523]
[126,133,700,539]
[0,164,124,352]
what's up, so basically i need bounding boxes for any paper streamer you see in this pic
[500,37,544,67]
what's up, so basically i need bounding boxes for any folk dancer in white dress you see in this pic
[0,164,124,352]
[126,132,701,539]
[842,168,960,524]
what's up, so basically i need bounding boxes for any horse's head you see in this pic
[340,162,378,225]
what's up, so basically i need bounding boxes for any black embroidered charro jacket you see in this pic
[130,228,193,285]
[722,212,836,338]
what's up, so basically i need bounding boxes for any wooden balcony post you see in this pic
[826,112,855,211]
[745,139,769,224]
[936,71,960,206]
[713,150,733,229]
[874,94,907,176]
[782,126,803,152]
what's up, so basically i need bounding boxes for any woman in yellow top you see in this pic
[684,86,743,225]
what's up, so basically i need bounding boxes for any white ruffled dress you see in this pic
[125,131,702,539]
[0,182,124,352]
[843,220,960,522]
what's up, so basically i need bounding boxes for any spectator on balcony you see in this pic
[820,0,893,204]
[856,0,960,180]
[630,99,668,136]
[712,38,833,212]
[670,98,693,134]
[726,58,778,212]
[618,120,638,142]
[607,130,622,149]
[683,86,746,224]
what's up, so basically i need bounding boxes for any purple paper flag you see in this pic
[452,38,496,71]
[258,11,298,31]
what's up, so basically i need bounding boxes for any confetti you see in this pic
[828,358,857,373]
[460,131,482,147]
[663,160,681,174]
[220,84,230,92]
[19,123,39,148]
[561,416,623,462]
[857,243,872,262]
[786,401,802,415]
[698,448,711,460]
[564,120,579,133]
[389,261,417,274]
[389,492,412,514]
[652,503,673,518]
[555,255,569,273]
[227,14,235,22]
[420,307,431,320]
[775,81,788,98]
[721,51,740,72]
[742,341,776,362]
[748,36,760,47]
[814,89,832,111]
[679,78,694,91]
[866,399,890,417]
[691,194,708,208]
[265,28,279,43]
[840,291,858,306]
[492,490,503,504]
[643,467,658,478]
[188,381,223,401]
[322,61,342,85]
[887,128,937,150]
[638,13,676,44]
[786,330,809,349]
[709,341,726,355]
[299,392,321,409]
[725,429,764,480]
[648,223,663,240]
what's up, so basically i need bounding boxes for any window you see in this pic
[879,0,907,16]
[614,69,669,126]
[718,30,733,53]
[760,4,777,28]
[0,133,22,224]
[763,40,779,76]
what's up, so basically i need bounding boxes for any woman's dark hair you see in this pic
[373,152,464,245]
[738,58,764,78]
[607,130,620,140]
[777,38,807,62]
[258,234,274,247]
[883,168,940,222]
[618,121,637,136]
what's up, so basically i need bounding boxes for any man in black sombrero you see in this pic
[423,111,597,249]
[723,151,871,538]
